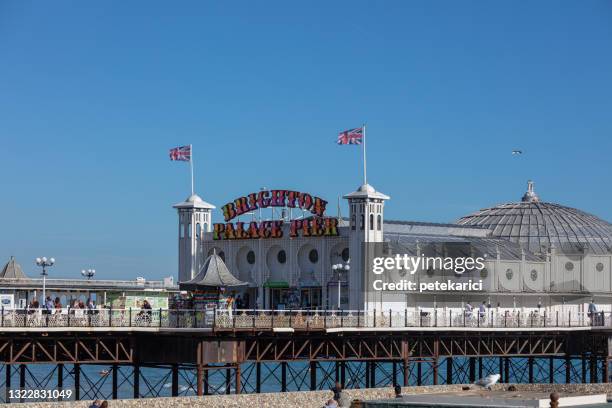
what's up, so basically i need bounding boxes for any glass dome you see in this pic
[456,182,612,255]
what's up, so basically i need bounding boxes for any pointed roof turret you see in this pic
[0,257,28,279]
[173,193,215,210]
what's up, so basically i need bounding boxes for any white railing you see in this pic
[0,308,606,330]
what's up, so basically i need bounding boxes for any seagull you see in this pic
[474,373,501,390]
[512,150,523,155]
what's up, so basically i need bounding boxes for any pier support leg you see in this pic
[469,358,476,383]
[365,362,370,388]
[256,362,262,393]
[565,355,571,384]
[604,358,609,383]
[478,357,482,379]
[590,356,597,383]
[582,355,587,383]
[235,364,241,394]
[281,362,287,392]
[432,359,438,385]
[335,361,339,383]
[310,361,317,391]
[504,357,510,383]
[133,364,140,399]
[340,361,346,388]
[417,361,422,386]
[403,358,409,387]
[392,361,397,386]
[549,357,554,384]
[204,367,209,395]
[112,364,118,400]
[19,364,25,403]
[57,364,63,401]
[528,357,533,383]
[171,364,179,397]
[74,364,80,400]
[196,364,203,396]
[370,361,376,387]
[225,367,231,394]
[499,357,504,383]
[446,358,452,385]
[5,364,10,402]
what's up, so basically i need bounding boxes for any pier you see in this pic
[0,308,610,402]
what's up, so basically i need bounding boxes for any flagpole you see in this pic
[190,144,194,195]
[362,124,367,185]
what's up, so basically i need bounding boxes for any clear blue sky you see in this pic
[1,1,611,280]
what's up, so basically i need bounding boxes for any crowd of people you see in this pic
[26,296,97,314]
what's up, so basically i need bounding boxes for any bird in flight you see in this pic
[512,150,523,155]
[474,374,501,390]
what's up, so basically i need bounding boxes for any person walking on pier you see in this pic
[479,301,486,323]
[44,296,53,315]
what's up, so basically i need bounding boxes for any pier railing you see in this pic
[0,307,608,330]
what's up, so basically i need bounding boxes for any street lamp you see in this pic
[81,269,96,280]
[35,257,55,303]
[332,261,350,309]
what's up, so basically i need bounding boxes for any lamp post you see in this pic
[332,262,350,309]
[35,257,55,303]
[81,269,96,280]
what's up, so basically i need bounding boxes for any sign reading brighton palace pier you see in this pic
[213,189,339,240]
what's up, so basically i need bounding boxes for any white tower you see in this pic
[343,184,389,310]
[174,194,215,283]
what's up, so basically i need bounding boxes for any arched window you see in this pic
[196,223,201,238]
[351,214,356,230]
[187,223,192,238]
[360,214,364,230]
[377,214,381,230]
[369,214,374,230]
[180,223,185,238]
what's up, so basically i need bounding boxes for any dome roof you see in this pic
[456,182,612,255]
[173,193,215,209]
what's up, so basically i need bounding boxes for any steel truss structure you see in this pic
[0,329,609,403]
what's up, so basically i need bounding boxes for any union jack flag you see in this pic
[337,127,363,145]
[169,145,191,161]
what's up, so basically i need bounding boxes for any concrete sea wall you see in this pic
[9,383,612,407]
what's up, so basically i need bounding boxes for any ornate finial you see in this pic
[521,180,540,203]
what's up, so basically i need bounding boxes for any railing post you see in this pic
[556,311,559,327]
[434,309,438,327]
[272,310,275,329]
[358,311,361,328]
[544,311,547,327]
[159,308,162,328]
[373,309,376,327]
[129,307,132,327]
[389,309,392,328]
[213,306,217,328]
[569,311,571,327]
[517,311,520,327]
[1,306,3,327]
[289,309,293,328]
[340,310,344,327]
[194,308,198,328]
[109,306,112,327]
[252,309,256,329]
[504,311,507,328]
[404,309,407,327]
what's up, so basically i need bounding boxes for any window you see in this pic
[180,223,184,238]
[196,223,201,238]
[360,215,364,230]
[187,223,192,238]
[565,262,574,271]
[530,269,538,281]
[505,268,513,280]
[480,268,488,278]
[277,250,287,264]
[596,263,604,272]
[377,215,381,231]
[247,251,255,264]
[369,214,374,230]
[351,214,356,231]
[309,249,318,263]
[341,248,349,262]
